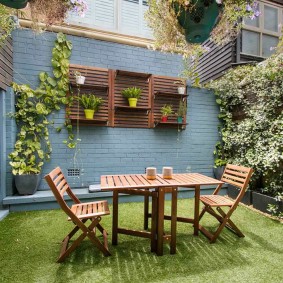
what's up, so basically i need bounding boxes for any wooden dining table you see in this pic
[100,173,224,256]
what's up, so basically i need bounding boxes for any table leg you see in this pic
[170,187,177,254]
[194,185,200,236]
[112,190,118,245]
[151,191,158,252]
[144,190,149,230]
[157,187,165,256]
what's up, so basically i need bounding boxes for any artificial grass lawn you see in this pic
[0,199,282,283]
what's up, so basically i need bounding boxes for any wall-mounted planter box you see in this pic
[227,184,252,205]
[252,191,283,214]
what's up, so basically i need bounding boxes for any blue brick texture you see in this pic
[6,29,220,192]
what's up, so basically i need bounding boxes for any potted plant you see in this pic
[213,142,227,180]
[176,100,187,123]
[78,94,103,119]
[175,79,187,95]
[9,84,51,195]
[122,87,142,107]
[160,104,173,122]
[74,71,85,85]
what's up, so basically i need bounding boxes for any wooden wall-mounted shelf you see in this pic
[68,65,188,130]
[115,69,151,79]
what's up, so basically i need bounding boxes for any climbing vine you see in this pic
[9,32,74,174]
[209,53,283,197]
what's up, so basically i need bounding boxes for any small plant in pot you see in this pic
[176,100,187,123]
[213,141,227,180]
[74,71,85,85]
[174,79,187,95]
[160,104,173,122]
[122,87,142,107]
[78,94,103,119]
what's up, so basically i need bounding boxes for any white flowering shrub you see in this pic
[210,53,283,196]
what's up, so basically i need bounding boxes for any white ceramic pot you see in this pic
[76,75,85,85]
[178,86,186,95]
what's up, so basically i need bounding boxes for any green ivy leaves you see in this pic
[9,32,74,175]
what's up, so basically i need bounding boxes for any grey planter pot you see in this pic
[213,166,225,180]
[252,191,283,214]
[14,174,41,195]
[227,184,252,205]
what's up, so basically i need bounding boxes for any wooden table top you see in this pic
[101,173,224,190]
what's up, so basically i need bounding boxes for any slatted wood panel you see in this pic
[68,64,110,125]
[153,75,187,127]
[196,39,235,84]
[0,37,13,90]
[114,70,151,128]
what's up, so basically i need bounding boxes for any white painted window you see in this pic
[67,0,152,39]
[242,1,283,58]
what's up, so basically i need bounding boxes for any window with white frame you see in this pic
[67,0,152,39]
[242,1,283,58]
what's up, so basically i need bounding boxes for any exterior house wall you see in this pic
[6,29,220,194]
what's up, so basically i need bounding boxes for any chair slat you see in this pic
[225,164,250,173]
[222,173,245,183]
[222,177,244,188]
[225,169,248,178]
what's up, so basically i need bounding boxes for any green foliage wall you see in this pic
[210,54,283,197]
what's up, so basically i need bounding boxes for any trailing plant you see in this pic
[209,53,283,196]
[78,94,103,111]
[122,87,142,99]
[161,104,173,116]
[0,4,16,44]
[9,32,74,174]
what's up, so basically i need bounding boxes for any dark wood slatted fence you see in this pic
[0,38,13,90]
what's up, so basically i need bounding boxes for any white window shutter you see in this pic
[94,0,116,30]
[120,0,140,35]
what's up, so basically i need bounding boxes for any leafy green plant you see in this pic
[176,100,187,117]
[122,87,142,99]
[213,141,227,168]
[9,33,74,174]
[78,94,103,111]
[161,104,173,116]
[0,4,16,44]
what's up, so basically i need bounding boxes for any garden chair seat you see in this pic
[45,167,111,262]
[199,164,253,243]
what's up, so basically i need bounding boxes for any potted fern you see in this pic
[122,87,142,107]
[160,104,173,122]
[78,94,103,119]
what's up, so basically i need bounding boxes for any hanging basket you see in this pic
[0,0,29,9]
[175,1,222,43]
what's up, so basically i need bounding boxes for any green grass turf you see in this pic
[0,199,282,283]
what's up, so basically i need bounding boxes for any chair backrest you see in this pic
[45,167,81,217]
[221,164,253,204]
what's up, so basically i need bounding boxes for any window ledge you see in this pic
[19,19,154,48]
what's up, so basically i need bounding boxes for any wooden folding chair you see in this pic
[198,164,253,243]
[45,167,111,262]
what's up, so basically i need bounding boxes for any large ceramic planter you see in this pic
[128,98,137,107]
[213,166,225,180]
[14,174,41,195]
[227,184,252,205]
[84,109,94,119]
[252,191,283,214]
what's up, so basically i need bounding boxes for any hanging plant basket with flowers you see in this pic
[145,0,261,58]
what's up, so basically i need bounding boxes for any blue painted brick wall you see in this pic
[6,29,220,192]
